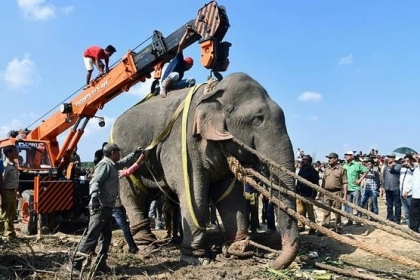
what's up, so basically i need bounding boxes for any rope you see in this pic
[247,168,420,243]
[226,156,420,269]
[231,137,420,241]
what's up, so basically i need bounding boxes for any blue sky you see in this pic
[1,0,420,162]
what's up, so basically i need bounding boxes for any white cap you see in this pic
[344,151,354,156]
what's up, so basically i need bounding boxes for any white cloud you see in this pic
[127,78,154,98]
[338,54,354,65]
[0,119,24,137]
[17,0,74,21]
[18,0,55,20]
[298,91,322,102]
[3,54,40,90]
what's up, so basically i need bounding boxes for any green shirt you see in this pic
[343,160,368,192]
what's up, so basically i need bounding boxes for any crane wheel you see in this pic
[18,190,37,235]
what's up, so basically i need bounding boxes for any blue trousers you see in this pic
[360,189,379,215]
[385,189,401,223]
[112,206,138,253]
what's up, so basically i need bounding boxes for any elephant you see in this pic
[111,72,299,269]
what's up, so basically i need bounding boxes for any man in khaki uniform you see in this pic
[1,145,20,238]
[321,152,347,233]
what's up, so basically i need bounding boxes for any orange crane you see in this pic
[0,1,230,235]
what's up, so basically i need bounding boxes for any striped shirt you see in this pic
[363,168,380,192]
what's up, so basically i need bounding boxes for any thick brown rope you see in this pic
[227,156,420,269]
[231,137,420,241]
[246,168,420,243]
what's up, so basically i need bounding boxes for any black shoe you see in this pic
[308,229,316,235]
[298,227,305,232]
[66,261,82,274]
[97,262,112,274]
[345,220,353,226]
[334,228,344,234]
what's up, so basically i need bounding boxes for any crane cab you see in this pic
[0,137,90,235]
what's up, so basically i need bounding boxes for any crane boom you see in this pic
[0,1,230,233]
[23,1,230,167]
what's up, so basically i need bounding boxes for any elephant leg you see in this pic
[177,191,209,258]
[213,180,249,242]
[119,178,156,245]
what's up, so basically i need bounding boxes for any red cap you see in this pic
[184,57,194,65]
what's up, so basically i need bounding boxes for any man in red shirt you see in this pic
[83,45,116,88]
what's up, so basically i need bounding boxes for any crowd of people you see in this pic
[295,147,420,235]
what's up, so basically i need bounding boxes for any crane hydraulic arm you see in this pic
[23,1,230,168]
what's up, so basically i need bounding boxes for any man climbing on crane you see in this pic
[159,26,195,98]
[83,45,117,89]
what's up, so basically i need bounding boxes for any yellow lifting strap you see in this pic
[181,84,206,230]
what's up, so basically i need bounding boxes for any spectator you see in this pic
[295,155,319,234]
[208,203,217,229]
[296,148,303,160]
[1,145,19,239]
[149,196,164,230]
[321,152,347,233]
[244,182,260,234]
[16,129,27,139]
[94,142,108,166]
[70,146,81,163]
[409,154,420,232]
[159,26,195,98]
[343,151,368,226]
[400,154,414,227]
[360,159,381,216]
[259,164,276,235]
[83,45,116,87]
[382,153,402,224]
[112,199,140,254]
[163,191,182,242]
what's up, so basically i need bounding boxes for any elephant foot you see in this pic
[227,230,249,242]
[180,254,211,266]
[222,238,254,259]
[181,247,210,265]
[180,247,210,265]
[133,231,157,245]
[136,244,159,259]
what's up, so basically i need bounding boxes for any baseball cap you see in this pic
[326,152,338,158]
[184,57,194,65]
[344,151,354,156]
[387,152,396,158]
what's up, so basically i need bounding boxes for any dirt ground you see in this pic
[1,198,420,280]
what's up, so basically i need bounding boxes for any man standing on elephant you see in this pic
[159,25,195,98]
[70,143,143,273]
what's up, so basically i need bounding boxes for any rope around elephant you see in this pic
[224,138,420,270]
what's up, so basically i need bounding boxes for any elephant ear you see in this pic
[193,82,233,141]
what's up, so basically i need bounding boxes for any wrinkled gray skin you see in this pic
[112,73,299,268]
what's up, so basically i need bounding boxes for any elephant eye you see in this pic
[251,115,264,126]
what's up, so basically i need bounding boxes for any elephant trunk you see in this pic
[272,203,299,269]
[259,134,299,269]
